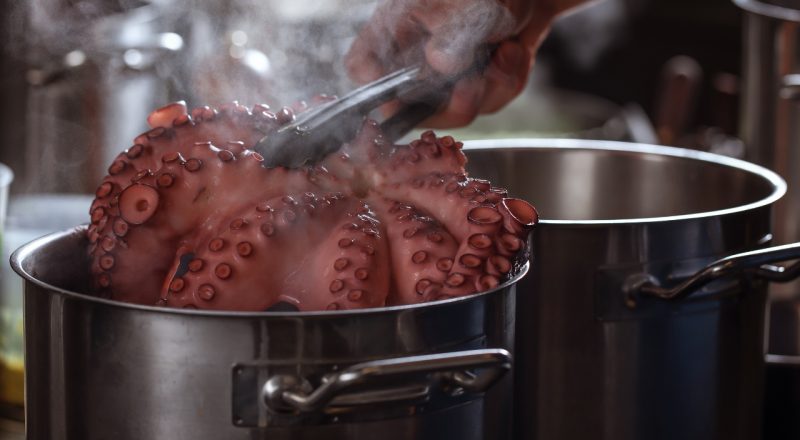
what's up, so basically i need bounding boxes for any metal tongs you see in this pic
[254,48,493,168]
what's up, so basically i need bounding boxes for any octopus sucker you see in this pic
[88,101,537,311]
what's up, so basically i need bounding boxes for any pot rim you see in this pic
[10,226,528,318]
[463,139,786,226]
[734,0,800,22]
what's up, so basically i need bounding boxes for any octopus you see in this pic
[87,101,538,312]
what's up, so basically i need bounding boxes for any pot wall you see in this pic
[517,219,768,440]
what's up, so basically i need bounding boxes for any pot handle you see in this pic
[262,348,510,413]
[626,242,800,302]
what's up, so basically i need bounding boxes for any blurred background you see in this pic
[0,0,797,438]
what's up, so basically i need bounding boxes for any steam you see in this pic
[173,0,379,106]
[13,0,378,108]
[6,0,511,193]
[424,0,514,73]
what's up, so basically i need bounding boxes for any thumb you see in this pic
[418,1,515,75]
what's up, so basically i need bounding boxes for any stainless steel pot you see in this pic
[12,228,527,440]
[736,0,800,248]
[20,1,184,194]
[735,2,800,436]
[463,139,800,440]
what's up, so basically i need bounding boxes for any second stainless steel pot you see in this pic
[464,139,800,440]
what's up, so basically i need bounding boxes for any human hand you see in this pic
[345,0,589,128]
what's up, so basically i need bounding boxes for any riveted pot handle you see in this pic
[627,242,800,302]
[262,348,510,414]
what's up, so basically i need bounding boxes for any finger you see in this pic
[421,73,487,128]
[479,39,531,114]
[423,19,479,75]
[345,41,390,84]
[346,0,426,83]
[496,0,534,34]
[345,12,396,83]
[518,11,556,55]
[517,0,591,54]
[378,100,404,120]
[418,0,515,75]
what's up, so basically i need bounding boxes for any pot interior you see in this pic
[464,141,783,222]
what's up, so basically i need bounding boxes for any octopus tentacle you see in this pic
[160,193,389,311]
[371,198,459,304]
[376,131,468,185]
[309,203,390,311]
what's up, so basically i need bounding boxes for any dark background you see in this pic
[540,0,743,137]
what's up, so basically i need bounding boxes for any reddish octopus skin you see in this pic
[88,101,538,312]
